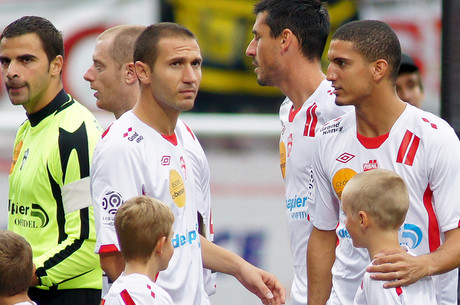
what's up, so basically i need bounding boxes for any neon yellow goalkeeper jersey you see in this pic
[8,89,103,290]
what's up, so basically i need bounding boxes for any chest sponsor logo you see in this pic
[279,142,286,179]
[336,152,355,164]
[8,201,49,228]
[123,127,144,143]
[363,160,378,171]
[170,169,186,207]
[286,195,309,221]
[332,168,357,200]
[9,140,23,174]
[172,229,198,248]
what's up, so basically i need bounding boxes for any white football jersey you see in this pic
[102,273,174,305]
[311,104,460,305]
[354,249,437,305]
[91,111,210,305]
[279,79,352,305]
[180,120,216,295]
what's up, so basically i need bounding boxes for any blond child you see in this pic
[0,230,36,305]
[341,169,437,305]
[102,196,175,305]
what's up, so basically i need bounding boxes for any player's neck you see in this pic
[281,60,325,110]
[0,292,34,305]
[133,94,179,135]
[124,260,160,283]
[355,92,407,138]
[366,229,401,259]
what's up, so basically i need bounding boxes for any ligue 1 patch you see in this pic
[10,140,23,174]
[279,142,286,179]
[332,168,357,200]
[169,169,186,207]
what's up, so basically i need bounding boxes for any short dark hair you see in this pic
[332,20,401,82]
[254,0,330,61]
[134,22,196,69]
[0,16,64,64]
[0,230,33,297]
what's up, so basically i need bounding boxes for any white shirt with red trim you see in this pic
[279,79,352,305]
[353,249,437,305]
[311,104,460,305]
[180,120,217,296]
[91,111,210,305]
[102,273,174,305]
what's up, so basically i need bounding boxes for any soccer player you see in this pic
[102,196,175,305]
[0,16,103,305]
[0,230,37,305]
[245,1,351,304]
[341,170,437,305]
[85,24,217,296]
[91,23,286,305]
[84,25,145,119]
[307,20,460,305]
[396,53,424,108]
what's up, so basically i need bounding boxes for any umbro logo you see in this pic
[336,153,355,164]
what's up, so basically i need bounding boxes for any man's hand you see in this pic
[235,264,286,305]
[367,248,429,288]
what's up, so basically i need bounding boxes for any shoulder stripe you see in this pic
[184,123,196,140]
[120,289,136,305]
[304,103,318,137]
[396,130,420,166]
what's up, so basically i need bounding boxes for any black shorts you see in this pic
[28,287,101,305]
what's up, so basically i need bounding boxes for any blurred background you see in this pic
[0,0,451,304]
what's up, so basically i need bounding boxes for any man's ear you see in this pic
[50,55,64,76]
[125,62,137,85]
[134,61,151,85]
[371,59,389,82]
[280,29,294,55]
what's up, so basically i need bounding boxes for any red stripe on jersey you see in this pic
[304,103,318,137]
[396,286,403,296]
[102,124,113,139]
[120,289,136,305]
[423,186,440,252]
[101,299,106,305]
[404,134,420,166]
[396,131,413,163]
[289,105,301,122]
[184,123,196,140]
[209,210,214,234]
[99,244,119,253]
[162,133,178,146]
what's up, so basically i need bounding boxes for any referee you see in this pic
[0,16,102,305]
